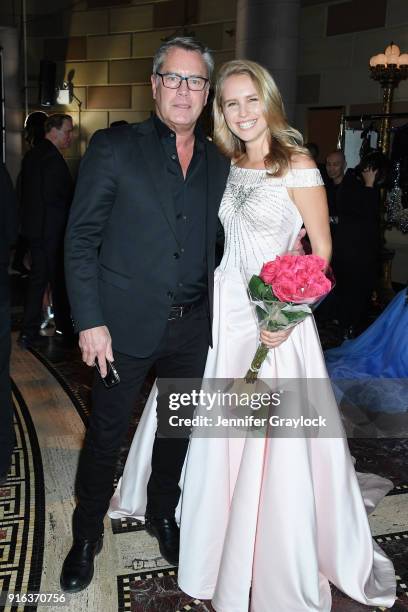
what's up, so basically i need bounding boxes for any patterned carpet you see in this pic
[0,383,45,609]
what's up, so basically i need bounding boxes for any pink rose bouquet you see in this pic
[245,254,333,382]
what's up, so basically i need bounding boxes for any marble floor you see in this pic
[1,331,407,612]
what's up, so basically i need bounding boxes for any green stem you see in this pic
[245,343,269,383]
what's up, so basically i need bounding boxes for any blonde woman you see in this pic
[109,60,396,611]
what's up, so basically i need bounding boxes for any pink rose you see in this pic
[259,260,278,284]
[259,254,332,303]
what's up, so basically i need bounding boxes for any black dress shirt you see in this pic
[154,115,207,304]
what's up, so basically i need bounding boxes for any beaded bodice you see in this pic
[218,166,324,273]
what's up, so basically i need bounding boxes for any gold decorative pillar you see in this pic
[369,44,408,300]
[370,44,408,156]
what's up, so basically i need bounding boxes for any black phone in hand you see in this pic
[94,358,120,388]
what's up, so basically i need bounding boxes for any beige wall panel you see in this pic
[110,58,152,83]
[352,27,408,69]
[87,34,132,59]
[109,110,150,124]
[132,85,155,111]
[133,21,235,52]
[298,35,354,72]
[88,85,132,108]
[153,0,198,28]
[387,0,408,26]
[191,23,223,49]
[65,10,109,35]
[132,29,173,57]
[80,110,109,140]
[213,50,235,72]
[63,110,109,155]
[299,5,326,39]
[109,5,154,33]
[63,61,108,85]
[198,0,236,23]
[221,21,236,49]
[319,68,380,106]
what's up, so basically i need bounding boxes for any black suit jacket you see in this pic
[21,139,73,241]
[65,118,230,358]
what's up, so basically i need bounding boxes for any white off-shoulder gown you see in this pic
[109,166,396,611]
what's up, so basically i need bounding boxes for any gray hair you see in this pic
[152,37,214,80]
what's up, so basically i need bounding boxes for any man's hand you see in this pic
[79,325,113,377]
[260,327,293,349]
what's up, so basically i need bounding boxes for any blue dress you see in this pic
[325,288,408,413]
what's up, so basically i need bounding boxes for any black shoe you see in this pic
[17,333,49,350]
[145,517,179,566]
[60,536,103,593]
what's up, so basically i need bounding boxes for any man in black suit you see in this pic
[0,163,17,484]
[61,37,230,592]
[18,113,74,347]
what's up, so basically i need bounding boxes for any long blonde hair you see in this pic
[213,59,308,176]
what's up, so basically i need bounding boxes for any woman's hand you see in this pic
[260,327,293,348]
[362,167,378,188]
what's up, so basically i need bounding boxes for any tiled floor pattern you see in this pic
[0,384,45,611]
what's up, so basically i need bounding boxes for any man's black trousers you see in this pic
[22,236,72,337]
[73,301,210,540]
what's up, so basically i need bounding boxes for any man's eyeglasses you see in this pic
[155,72,209,91]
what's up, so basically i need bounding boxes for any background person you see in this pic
[331,151,387,338]
[18,113,75,347]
